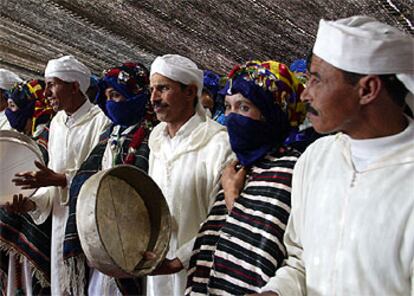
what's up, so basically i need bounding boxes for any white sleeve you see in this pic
[207,134,236,211]
[261,155,307,296]
[175,237,196,269]
[29,187,52,225]
[60,171,77,205]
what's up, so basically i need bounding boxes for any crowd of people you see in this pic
[0,14,413,296]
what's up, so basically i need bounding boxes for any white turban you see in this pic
[150,54,204,99]
[0,69,23,90]
[313,15,414,111]
[44,55,91,94]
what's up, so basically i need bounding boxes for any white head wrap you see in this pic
[44,55,91,94]
[313,15,414,111]
[150,54,204,99]
[0,69,23,90]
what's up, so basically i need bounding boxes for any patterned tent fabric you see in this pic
[1,0,413,79]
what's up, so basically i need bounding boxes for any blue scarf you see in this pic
[5,100,35,132]
[225,113,279,167]
[105,93,148,126]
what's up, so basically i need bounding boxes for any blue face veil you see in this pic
[5,100,35,132]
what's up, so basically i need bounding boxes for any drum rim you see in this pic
[0,129,44,200]
[0,130,44,165]
[78,164,171,277]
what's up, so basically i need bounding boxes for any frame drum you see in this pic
[76,165,171,278]
[0,130,44,205]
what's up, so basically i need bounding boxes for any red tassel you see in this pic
[124,127,146,164]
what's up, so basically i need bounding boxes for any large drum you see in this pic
[76,165,171,278]
[0,130,44,205]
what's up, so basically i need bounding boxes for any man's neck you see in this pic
[347,112,408,140]
[167,111,195,138]
[65,97,87,116]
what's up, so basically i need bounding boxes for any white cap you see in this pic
[313,15,414,110]
[45,55,91,94]
[150,54,204,99]
[0,69,23,90]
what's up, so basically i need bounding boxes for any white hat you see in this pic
[150,54,204,99]
[0,69,23,90]
[45,55,91,94]
[313,15,414,110]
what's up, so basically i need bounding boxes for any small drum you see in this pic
[76,165,171,278]
[0,130,44,205]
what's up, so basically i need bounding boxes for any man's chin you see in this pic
[155,113,167,122]
[311,123,337,135]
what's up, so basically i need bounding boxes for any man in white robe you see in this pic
[255,16,414,296]
[146,54,233,296]
[0,69,22,130]
[10,55,110,295]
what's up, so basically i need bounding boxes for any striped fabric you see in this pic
[0,211,51,293]
[186,147,300,295]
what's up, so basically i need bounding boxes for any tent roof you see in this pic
[1,0,413,79]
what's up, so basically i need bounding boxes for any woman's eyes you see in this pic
[240,104,250,112]
[224,103,250,112]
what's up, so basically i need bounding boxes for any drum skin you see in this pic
[0,130,44,205]
[76,165,171,278]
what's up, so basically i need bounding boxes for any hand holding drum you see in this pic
[142,252,183,275]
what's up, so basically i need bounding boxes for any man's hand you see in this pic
[143,251,184,275]
[221,160,247,211]
[12,160,67,189]
[4,194,36,213]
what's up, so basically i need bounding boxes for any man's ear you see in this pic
[71,81,81,95]
[184,84,198,102]
[358,75,382,105]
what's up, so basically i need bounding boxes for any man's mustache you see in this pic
[152,101,169,108]
[305,103,319,116]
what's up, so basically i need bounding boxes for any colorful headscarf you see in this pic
[5,80,54,134]
[96,62,151,126]
[220,60,306,166]
[222,60,306,128]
